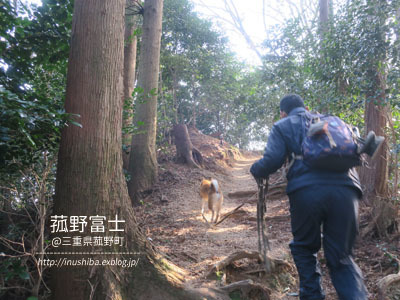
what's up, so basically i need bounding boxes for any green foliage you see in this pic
[0,86,65,172]
[260,0,400,193]
[158,0,277,149]
[123,86,151,138]
[0,258,30,282]
[261,0,400,119]
[0,0,73,177]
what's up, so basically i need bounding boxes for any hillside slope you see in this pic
[136,128,400,299]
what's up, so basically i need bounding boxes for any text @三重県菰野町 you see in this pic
[38,257,140,268]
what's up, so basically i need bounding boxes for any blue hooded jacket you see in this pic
[250,107,363,196]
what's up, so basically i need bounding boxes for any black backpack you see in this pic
[298,113,361,172]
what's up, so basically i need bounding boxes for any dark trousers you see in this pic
[288,185,368,300]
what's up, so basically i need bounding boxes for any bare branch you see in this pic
[263,0,268,33]
[194,0,263,61]
[222,0,263,60]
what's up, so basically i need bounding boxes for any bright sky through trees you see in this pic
[190,0,268,65]
[24,0,337,66]
[24,0,269,65]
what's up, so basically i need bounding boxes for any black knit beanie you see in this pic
[279,94,305,114]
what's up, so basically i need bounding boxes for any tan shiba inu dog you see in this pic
[200,178,224,223]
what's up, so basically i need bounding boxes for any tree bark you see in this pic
[318,0,331,112]
[173,124,202,168]
[52,1,200,299]
[319,0,329,36]
[360,69,392,237]
[169,66,179,124]
[122,1,138,169]
[128,0,163,205]
[362,72,389,198]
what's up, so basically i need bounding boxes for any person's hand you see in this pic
[254,176,267,187]
[255,177,263,185]
[253,175,269,186]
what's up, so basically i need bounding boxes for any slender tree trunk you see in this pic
[360,69,396,237]
[170,67,179,124]
[319,0,330,112]
[122,3,138,169]
[361,70,389,200]
[189,80,198,129]
[359,0,395,237]
[217,111,222,134]
[52,1,200,299]
[191,102,197,128]
[128,0,163,205]
[319,0,329,36]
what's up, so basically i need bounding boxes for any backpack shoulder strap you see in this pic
[286,152,303,170]
[286,111,313,170]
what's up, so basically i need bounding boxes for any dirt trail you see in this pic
[137,154,300,298]
[138,131,400,299]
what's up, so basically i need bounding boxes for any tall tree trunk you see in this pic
[319,0,329,36]
[362,70,389,198]
[122,1,138,169]
[319,0,330,112]
[191,102,197,129]
[170,66,179,124]
[360,69,395,237]
[52,1,201,299]
[173,124,202,168]
[128,0,163,205]
[359,0,394,237]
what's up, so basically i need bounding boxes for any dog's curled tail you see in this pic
[210,179,219,193]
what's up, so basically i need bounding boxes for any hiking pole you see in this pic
[256,177,272,273]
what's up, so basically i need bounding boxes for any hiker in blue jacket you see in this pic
[250,94,368,300]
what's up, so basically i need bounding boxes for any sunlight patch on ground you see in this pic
[232,165,252,171]
[245,206,257,214]
[234,161,254,166]
[174,227,196,235]
[232,163,253,169]
[190,257,224,270]
[232,167,245,170]
[206,223,252,233]
[233,174,252,179]
[177,216,200,222]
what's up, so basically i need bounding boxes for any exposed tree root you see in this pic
[377,273,400,300]
[361,201,398,238]
[203,250,294,300]
[173,124,203,168]
[206,251,261,278]
[220,279,271,300]
[377,256,400,300]
[192,147,203,166]
[206,250,291,278]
